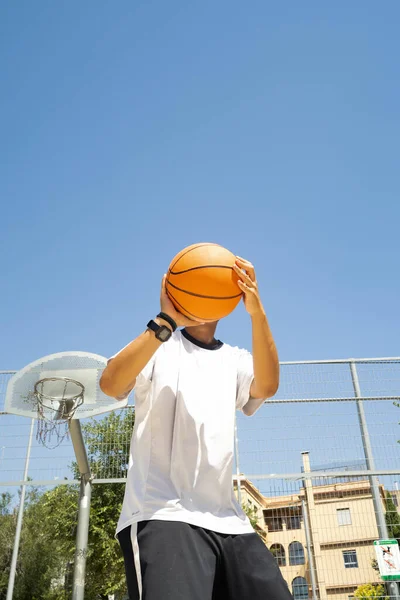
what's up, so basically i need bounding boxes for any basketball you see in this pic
[166,243,242,322]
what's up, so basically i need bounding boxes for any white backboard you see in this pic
[5,351,128,420]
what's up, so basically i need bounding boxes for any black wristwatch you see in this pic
[147,319,172,342]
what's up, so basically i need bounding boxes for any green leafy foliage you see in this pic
[242,502,268,542]
[354,583,388,600]
[0,486,69,600]
[384,492,400,541]
[242,503,259,530]
[79,409,134,481]
[0,408,134,600]
[0,493,16,598]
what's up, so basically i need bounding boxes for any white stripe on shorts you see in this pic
[130,523,143,599]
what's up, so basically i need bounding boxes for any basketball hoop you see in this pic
[4,350,130,600]
[5,350,129,447]
[33,377,85,448]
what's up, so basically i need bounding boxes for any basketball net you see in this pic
[32,377,85,448]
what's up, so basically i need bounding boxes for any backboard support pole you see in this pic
[69,420,92,600]
[69,419,91,479]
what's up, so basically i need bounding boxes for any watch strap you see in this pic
[157,312,177,332]
[147,319,160,334]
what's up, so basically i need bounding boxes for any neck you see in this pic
[184,321,218,345]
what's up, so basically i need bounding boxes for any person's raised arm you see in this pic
[100,275,202,399]
[233,257,279,416]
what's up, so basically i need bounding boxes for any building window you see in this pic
[287,515,301,530]
[343,550,358,569]
[270,544,286,567]
[292,577,308,600]
[289,542,305,566]
[337,508,352,526]
[265,516,284,531]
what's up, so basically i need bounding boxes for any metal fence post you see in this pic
[302,497,319,600]
[350,361,400,600]
[6,417,35,600]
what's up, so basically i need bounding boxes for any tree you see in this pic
[0,492,16,599]
[6,486,67,600]
[78,408,134,598]
[80,408,134,481]
[0,486,63,600]
[242,503,267,542]
[354,583,388,600]
[242,503,259,530]
[44,407,135,600]
[371,558,379,574]
[1,407,135,600]
[384,492,400,541]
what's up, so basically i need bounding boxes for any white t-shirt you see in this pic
[115,329,256,536]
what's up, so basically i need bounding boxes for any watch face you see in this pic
[157,326,172,342]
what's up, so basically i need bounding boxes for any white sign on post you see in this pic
[373,540,400,581]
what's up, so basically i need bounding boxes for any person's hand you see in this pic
[233,257,265,317]
[160,275,204,328]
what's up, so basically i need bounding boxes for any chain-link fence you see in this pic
[1,359,400,600]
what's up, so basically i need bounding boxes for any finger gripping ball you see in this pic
[166,243,242,322]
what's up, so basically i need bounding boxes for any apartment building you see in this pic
[235,455,397,600]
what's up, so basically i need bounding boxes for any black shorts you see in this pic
[118,520,293,600]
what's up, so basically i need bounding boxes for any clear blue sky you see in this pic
[1,1,400,370]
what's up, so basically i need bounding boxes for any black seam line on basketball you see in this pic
[169,243,221,272]
[167,279,242,300]
[170,265,234,275]
[166,289,214,321]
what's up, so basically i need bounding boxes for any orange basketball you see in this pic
[166,243,242,322]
